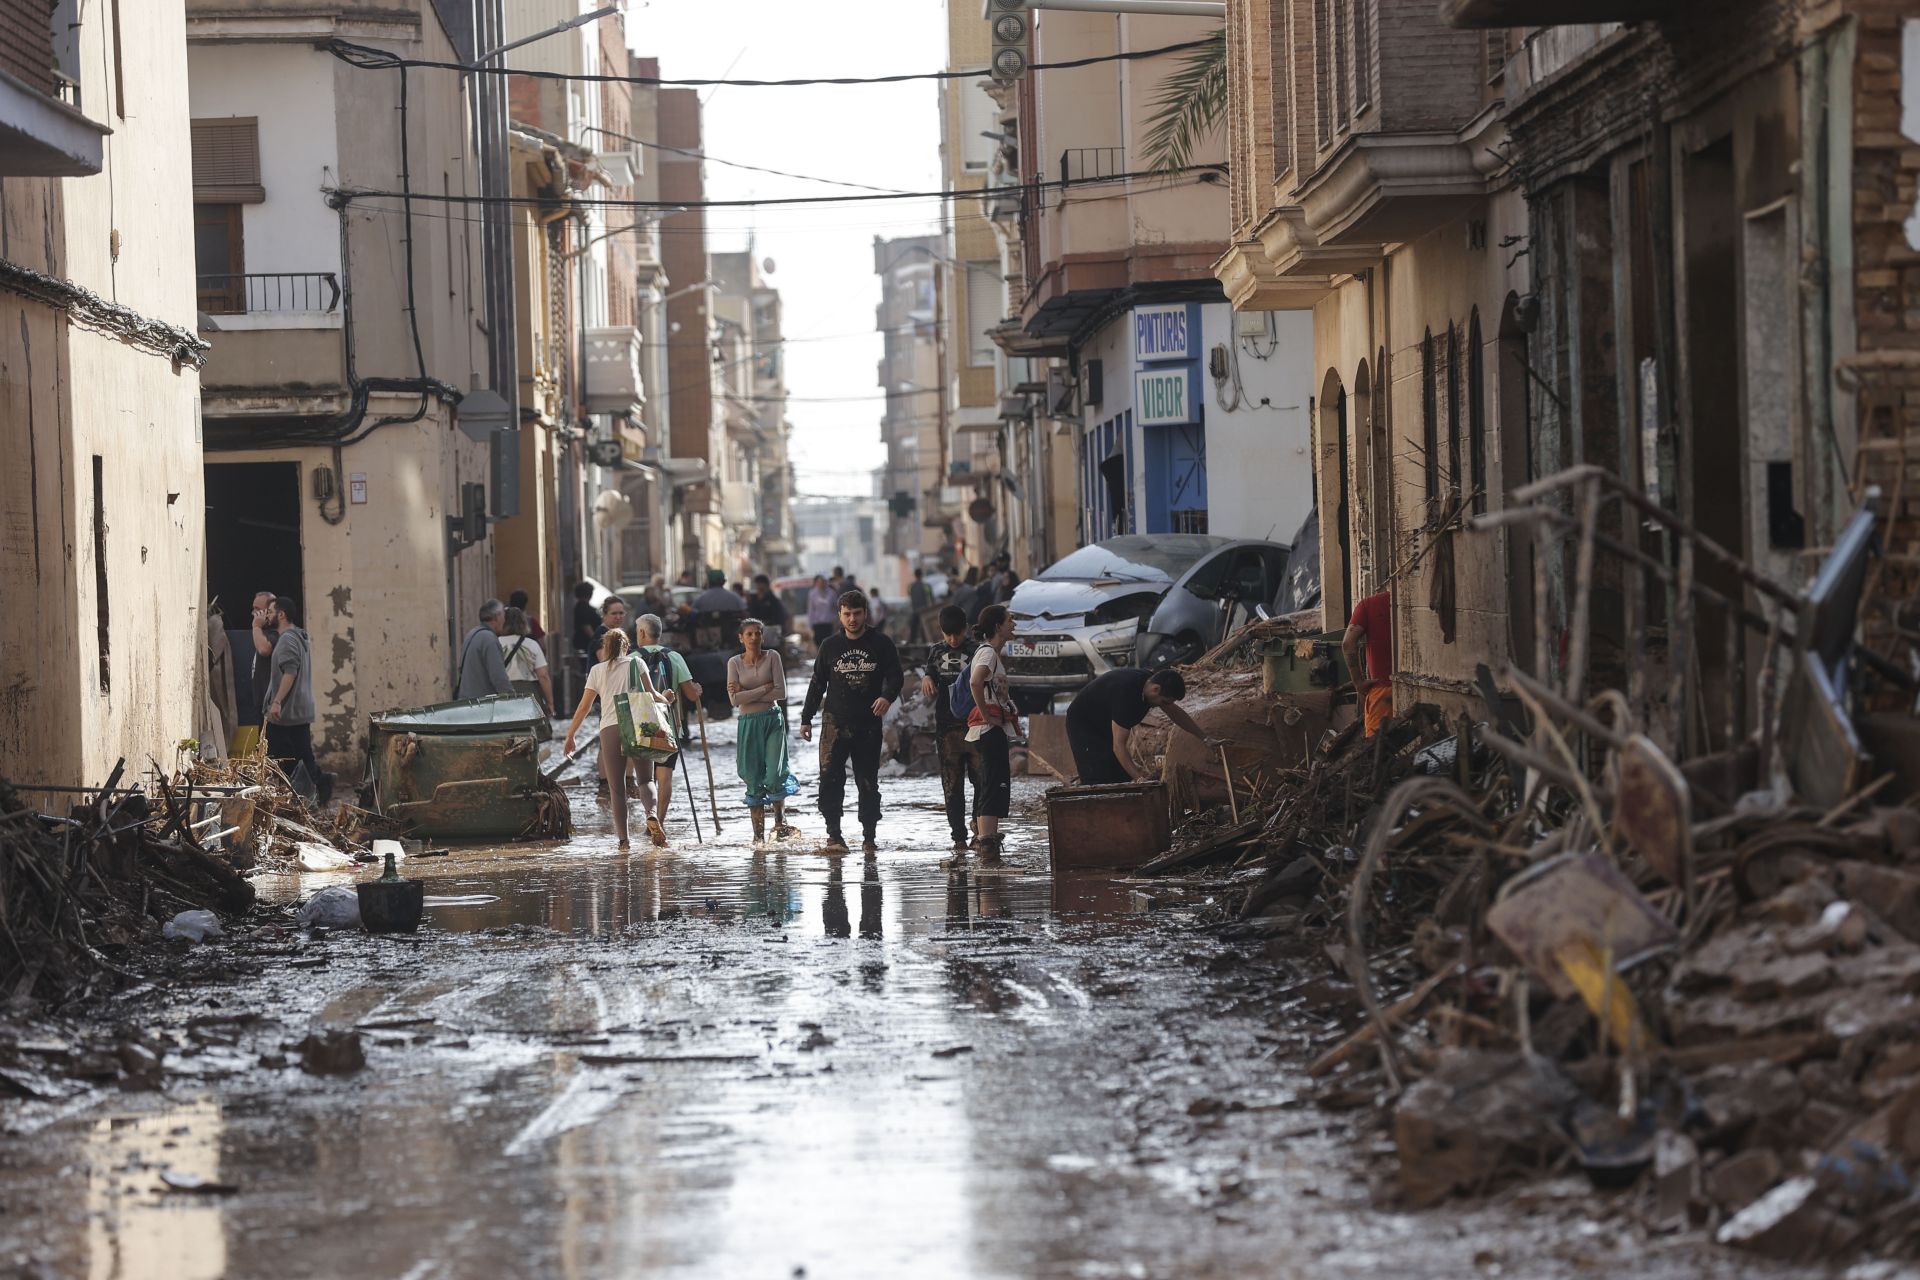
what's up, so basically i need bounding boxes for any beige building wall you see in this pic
[0,1,206,786]
[190,1,493,771]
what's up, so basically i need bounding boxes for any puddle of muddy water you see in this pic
[252,685,1153,941]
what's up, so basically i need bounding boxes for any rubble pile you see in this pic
[183,752,392,873]
[1136,470,1920,1263]
[0,763,257,1005]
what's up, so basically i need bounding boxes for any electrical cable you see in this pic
[325,35,1220,89]
[578,123,918,195]
[333,165,1226,212]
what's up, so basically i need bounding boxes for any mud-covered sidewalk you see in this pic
[0,711,1802,1279]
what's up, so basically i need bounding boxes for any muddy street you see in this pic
[0,709,1797,1279]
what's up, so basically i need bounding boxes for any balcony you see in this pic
[0,45,107,176]
[584,325,644,418]
[197,272,341,326]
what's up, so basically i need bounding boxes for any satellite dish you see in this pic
[762,257,776,275]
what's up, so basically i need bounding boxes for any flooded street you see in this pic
[0,702,1794,1279]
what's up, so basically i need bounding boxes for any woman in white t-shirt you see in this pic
[963,603,1021,859]
[498,606,552,714]
[563,628,659,849]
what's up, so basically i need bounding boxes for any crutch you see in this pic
[697,707,723,830]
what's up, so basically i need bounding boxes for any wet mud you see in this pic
[0,695,1807,1278]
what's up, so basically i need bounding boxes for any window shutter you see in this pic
[192,118,264,203]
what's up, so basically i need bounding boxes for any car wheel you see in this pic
[1012,690,1055,715]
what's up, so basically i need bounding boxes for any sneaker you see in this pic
[951,837,970,854]
[862,828,877,852]
[823,831,849,852]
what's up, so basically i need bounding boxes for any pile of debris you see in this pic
[183,752,392,874]
[1140,466,1920,1263]
[0,762,257,1005]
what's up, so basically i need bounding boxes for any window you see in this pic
[1445,324,1460,495]
[192,117,261,313]
[191,118,264,203]
[194,204,245,313]
[1421,329,1438,501]
[1352,0,1372,111]
[1332,0,1349,132]
[1315,0,1331,147]
[1468,309,1487,514]
[966,261,1002,368]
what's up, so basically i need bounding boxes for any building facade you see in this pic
[1,0,208,785]
[188,0,494,772]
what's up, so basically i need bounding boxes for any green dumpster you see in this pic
[368,695,567,840]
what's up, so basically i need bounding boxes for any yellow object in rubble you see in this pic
[1554,938,1650,1057]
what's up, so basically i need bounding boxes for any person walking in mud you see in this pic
[964,604,1021,860]
[633,613,701,848]
[728,617,795,844]
[920,604,979,855]
[799,589,902,851]
[562,628,655,850]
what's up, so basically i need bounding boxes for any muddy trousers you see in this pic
[598,724,634,844]
[938,726,981,843]
[1065,711,1131,784]
[817,714,881,836]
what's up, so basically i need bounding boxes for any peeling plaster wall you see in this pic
[0,1,204,786]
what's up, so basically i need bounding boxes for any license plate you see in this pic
[1007,640,1060,658]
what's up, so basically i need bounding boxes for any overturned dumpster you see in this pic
[368,695,570,840]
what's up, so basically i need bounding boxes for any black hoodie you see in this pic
[802,627,904,728]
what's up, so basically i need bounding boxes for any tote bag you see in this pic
[612,656,678,761]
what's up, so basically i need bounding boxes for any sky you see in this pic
[626,0,951,498]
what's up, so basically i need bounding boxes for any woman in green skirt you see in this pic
[727,618,795,843]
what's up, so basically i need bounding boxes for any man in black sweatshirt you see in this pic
[800,589,904,850]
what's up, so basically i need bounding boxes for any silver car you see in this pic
[1003,534,1290,711]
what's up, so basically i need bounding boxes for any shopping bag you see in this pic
[613,656,678,761]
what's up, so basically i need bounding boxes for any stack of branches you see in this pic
[0,761,257,1006]
[183,753,396,871]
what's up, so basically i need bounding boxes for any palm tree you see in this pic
[1141,31,1227,174]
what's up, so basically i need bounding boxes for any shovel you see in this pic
[541,732,600,784]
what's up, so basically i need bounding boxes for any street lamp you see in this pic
[475,4,619,64]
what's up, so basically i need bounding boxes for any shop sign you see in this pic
[1133,305,1191,362]
[1136,368,1192,426]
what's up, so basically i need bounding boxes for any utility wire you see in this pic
[334,165,1226,212]
[578,123,918,195]
[326,36,1219,88]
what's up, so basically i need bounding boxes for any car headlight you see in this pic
[1091,626,1137,654]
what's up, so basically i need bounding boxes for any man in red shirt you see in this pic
[1343,589,1393,737]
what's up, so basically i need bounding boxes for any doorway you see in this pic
[1318,370,1352,626]
[205,462,305,720]
[1499,294,1534,672]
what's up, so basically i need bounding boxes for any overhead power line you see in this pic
[335,164,1226,212]
[325,36,1219,88]
[578,123,919,195]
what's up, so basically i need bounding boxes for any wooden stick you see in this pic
[698,708,723,829]
[1219,745,1240,825]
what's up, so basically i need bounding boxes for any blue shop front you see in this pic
[1080,302,1209,540]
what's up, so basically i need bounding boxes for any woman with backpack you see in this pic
[563,628,661,850]
[498,606,553,715]
[963,604,1022,859]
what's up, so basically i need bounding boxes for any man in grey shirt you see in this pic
[456,599,515,700]
[262,596,323,797]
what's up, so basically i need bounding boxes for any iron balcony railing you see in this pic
[1059,147,1124,187]
[197,272,342,317]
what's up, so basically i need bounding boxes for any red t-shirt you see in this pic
[1349,591,1393,682]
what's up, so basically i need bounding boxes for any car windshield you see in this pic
[1038,536,1226,583]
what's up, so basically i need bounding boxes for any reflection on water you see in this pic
[86,1099,226,1280]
